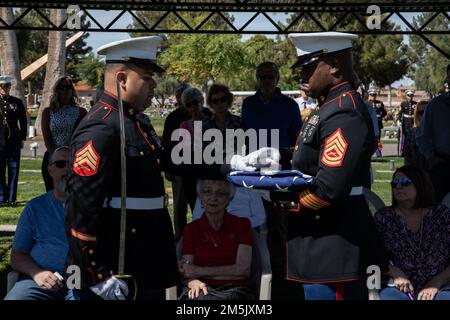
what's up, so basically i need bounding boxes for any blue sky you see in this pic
[84,10,415,86]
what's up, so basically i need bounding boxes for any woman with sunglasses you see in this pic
[178,179,255,300]
[41,76,87,191]
[374,165,450,300]
[178,87,211,210]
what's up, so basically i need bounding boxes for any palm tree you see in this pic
[0,7,25,102]
[35,9,67,135]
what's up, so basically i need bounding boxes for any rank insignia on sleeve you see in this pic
[73,140,100,176]
[321,128,348,168]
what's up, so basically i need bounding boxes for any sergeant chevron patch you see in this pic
[73,140,100,176]
[321,128,347,168]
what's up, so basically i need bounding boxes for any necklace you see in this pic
[398,208,425,258]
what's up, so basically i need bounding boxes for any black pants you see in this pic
[263,199,304,300]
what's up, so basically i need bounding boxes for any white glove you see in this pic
[90,276,129,300]
[230,147,281,171]
[247,147,281,168]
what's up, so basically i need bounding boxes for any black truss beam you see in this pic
[1,1,449,58]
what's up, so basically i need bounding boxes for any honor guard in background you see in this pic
[0,75,28,206]
[398,89,417,163]
[65,36,178,300]
[368,85,386,158]
[278,32,388,300]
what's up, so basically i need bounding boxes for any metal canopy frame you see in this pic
[1,1,449,58]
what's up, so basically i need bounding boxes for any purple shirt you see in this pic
[374,205,450,291]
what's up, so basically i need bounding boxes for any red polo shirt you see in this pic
[182,212,252,286]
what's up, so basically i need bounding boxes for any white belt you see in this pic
[103,196,165,210]
[349,186,363,196]
[403,114,413,118]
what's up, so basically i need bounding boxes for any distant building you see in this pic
[74,82,97,109]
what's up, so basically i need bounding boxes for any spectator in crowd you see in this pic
[409,100,428,168]
[0,75,27,206]
[242,61,301,150]
[416,64,450,202]
[41,75,86,192]
[374,165,450,300]
[192,84,266,231]
[368,86,386,158]
[178,179,255,300]
[178,87,211,210]
[241,61,302,299]
[4,147,69,300]
[398,89,417,164]
[162,83,192,241]
[295,88,316,113]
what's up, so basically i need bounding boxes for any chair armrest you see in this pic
[259,273,272,300]
[165,285,178,300]
[368,288,380,300]
[7,271,20,293]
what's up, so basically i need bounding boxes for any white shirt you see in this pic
[295,97,316,112]
[192,187,266,228]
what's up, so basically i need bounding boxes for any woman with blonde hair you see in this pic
[41,76,87,191]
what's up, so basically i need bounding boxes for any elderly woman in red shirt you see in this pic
[178,179,255,300]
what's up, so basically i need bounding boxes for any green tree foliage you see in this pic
[15,8,92,92]
[285,8,409,90]
[409,13,450,96]
[153,74,178,107]
[74,52,105,87]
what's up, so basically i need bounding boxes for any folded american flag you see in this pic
[227,170,313,191]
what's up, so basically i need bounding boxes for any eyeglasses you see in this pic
[50,160,69,169]
[211,96,228,104]
[57,85,72,90]
[185,100,199,107]
[257,75,277,81]
[390,178,412,188]
[201,189,229,198]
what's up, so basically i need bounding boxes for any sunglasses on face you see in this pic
[390,177,412,188]
[257,75,277,81]
[57,85,72,90]
[211,96,228,104]
[50,160,69,169]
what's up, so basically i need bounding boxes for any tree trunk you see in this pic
[35,9,67,136]
[0,8,25,102]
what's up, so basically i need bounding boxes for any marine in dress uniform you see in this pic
[277,32,388,300]
[0,75,28,205]
[398,90,417,163]
[65,36,178,300]
[368,87,387,137]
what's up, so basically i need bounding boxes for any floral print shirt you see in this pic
[374,205,450,291]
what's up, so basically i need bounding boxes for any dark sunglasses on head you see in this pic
[257,75,276,81]
[50,160,69,169]
[390,177,412,188]
[211,96,228,104]
[57,85,72,90]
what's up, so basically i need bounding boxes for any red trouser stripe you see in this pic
[335,283,345,300]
